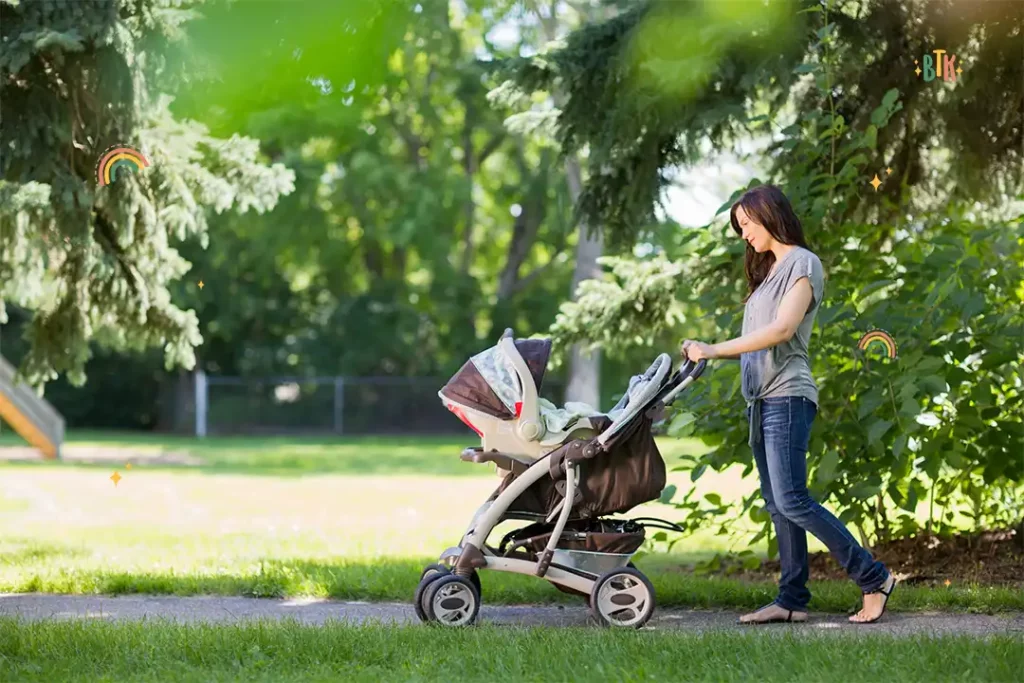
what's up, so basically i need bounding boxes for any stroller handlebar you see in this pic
[685,358,707,379]
[670,358,707,383]
[653,358,707,407]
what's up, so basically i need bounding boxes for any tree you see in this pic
[0,0,295,387]
[171,0,581,380]
[502,0,1022,246]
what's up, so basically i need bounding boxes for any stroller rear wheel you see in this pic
[420,563,449,581]
[423,574,480,627]
[589,566,655,628]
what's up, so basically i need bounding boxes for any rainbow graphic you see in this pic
[96,146,150,186]
[857,329,898,359]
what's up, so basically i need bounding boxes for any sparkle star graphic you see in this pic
[111,471,122,487]
[885,167,893,175]
[198,280,205,290]
[870,174,882,191]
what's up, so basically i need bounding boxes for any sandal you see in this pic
[850,573,896,624]
[738,603,808,625]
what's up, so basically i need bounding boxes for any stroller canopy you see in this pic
[440,338,551,418]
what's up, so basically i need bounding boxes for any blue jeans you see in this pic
[748,396,888,611]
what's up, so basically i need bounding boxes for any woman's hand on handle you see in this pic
[680,339,716,362]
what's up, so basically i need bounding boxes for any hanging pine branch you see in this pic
[0,0,295,386]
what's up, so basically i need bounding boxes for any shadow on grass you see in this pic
[0,434,484,478]
[0,432,714,478]
[4,556,1022,614]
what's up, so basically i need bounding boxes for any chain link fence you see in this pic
[195,374,566,436]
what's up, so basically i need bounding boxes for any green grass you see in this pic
[0,429,712,475]
[1,619,1020,683]
[0,431,475,476]
[1,432,1020,614]
[4,554,1020,614]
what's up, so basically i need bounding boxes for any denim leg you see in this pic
[749,402,811,611]
[763,397,888,593]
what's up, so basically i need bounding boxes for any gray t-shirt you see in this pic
[740,246,825,407]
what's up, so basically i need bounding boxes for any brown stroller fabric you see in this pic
[439,338,551,417]
[489,412,666,521]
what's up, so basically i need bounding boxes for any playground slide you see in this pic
[0,355,64,459]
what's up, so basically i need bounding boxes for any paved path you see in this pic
[2,594,1022,637]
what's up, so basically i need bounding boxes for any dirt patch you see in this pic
[746,529,1024,586]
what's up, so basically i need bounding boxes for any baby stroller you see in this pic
[414,329,706,628]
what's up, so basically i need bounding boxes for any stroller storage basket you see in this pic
[499,519,646,557]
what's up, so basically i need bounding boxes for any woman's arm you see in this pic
[683,278,814,361]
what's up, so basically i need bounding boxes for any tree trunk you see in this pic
[496,147,548,301]
[564,153,603,407]
[459,104,477,274]
[529,1,607,408]
[363,240,385,278]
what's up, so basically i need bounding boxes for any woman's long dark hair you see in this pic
[729,184,809,300]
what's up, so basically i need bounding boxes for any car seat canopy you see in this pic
[440,338,551,418]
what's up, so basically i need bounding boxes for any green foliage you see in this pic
[502,0,807,249]
[547,254,686,367]
[1,0,590,397]
[0,0,294,386]
[543,2,1024,548]
[171,0,581,381]
[504,0,1023,248]
[172,0,412,138]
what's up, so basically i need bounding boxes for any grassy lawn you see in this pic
[1,619,1021,683]
[0,432,1020,613]
[0,431,477,477]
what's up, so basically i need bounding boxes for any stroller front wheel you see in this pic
[590,566,656,629]
[423,574,481,627]
[414,564,451,623]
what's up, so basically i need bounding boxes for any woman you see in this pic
[681,184,896,624]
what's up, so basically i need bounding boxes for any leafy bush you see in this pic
[551,12,1024,554]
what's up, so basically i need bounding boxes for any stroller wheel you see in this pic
[421,562,482,599]
[414,565,450,622]
[590,566,656,629]
[468,569,482,599]
[423,574,481,627]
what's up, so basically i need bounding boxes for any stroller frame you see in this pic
[417,330,707,628]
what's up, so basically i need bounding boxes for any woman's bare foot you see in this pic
[739,603,808,624]
[849,573,897,624]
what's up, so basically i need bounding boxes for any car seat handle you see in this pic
[497,333,545,443]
